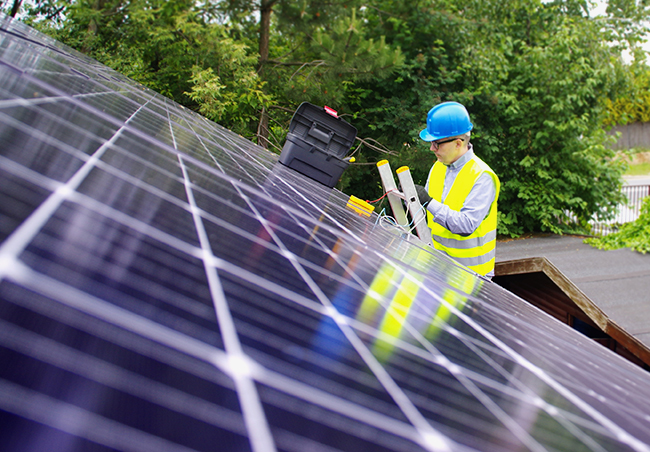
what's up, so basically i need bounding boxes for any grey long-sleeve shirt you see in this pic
[423,146,496,237]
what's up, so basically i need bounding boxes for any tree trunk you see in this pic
[259,1,275,70]
[81,0,105,54]
[10,0,23,17]
[256,0,277,149]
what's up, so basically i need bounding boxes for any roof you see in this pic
[496,234,650,365]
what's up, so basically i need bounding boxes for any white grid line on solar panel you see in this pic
[429,282,650,451]
[0,318,247,436]
[1,85,636,452]
[0,101,149,267]
[3,107,624,450]
[0,379,200,452]
[179,153,276,452]
[0,266,433,451]
[0,61,279,186]
[223,184,456,452]
[442,292,650,443]
[2,105,470,448]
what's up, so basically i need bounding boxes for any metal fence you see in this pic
[589,183,650,236]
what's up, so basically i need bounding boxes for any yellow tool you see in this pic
[346,195,374,217]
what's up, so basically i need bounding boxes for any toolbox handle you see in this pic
[308,122,334,145]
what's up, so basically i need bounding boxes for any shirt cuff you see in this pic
[426,199,443,217]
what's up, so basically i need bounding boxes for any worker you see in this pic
[414,101,500,278]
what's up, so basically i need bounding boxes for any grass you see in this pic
[625,162,650,176]
[623,150,650,176]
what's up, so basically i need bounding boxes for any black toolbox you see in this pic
[279,102,357,188]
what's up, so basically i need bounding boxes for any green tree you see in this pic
[341,0,639,237]
[604,65,650,126]
[20,0,271,139]
[211,1,405,151]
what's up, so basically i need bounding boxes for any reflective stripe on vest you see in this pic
[427,156,500,276]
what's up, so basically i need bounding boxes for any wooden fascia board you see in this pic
[496,257,608,330]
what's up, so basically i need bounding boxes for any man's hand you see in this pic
[414,184,432,206]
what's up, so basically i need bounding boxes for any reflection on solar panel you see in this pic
[2,14,650,452]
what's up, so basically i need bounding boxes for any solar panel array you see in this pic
[2,14,650,452]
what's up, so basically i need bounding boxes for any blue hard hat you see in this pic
[419,101,473,142]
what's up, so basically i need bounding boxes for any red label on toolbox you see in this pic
[324,106,338,117]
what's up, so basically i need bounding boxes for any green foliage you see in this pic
[185,30,273,135]
[341,0,635,237]
[585,197,650,253]
[604,67,650,126]
[23,0,274,139]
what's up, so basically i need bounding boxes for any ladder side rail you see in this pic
[396,166,434,247]
[376,160,409,227]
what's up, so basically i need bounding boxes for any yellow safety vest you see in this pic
[427,156,500,276]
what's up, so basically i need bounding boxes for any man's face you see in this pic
[431,138,463,165]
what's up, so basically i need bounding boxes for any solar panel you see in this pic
[2,14,650,452]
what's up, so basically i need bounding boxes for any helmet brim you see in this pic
[419,128,437,142]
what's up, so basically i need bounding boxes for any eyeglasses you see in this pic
[431,137,460,150]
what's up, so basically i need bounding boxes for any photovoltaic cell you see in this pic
[2,14,650,452]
